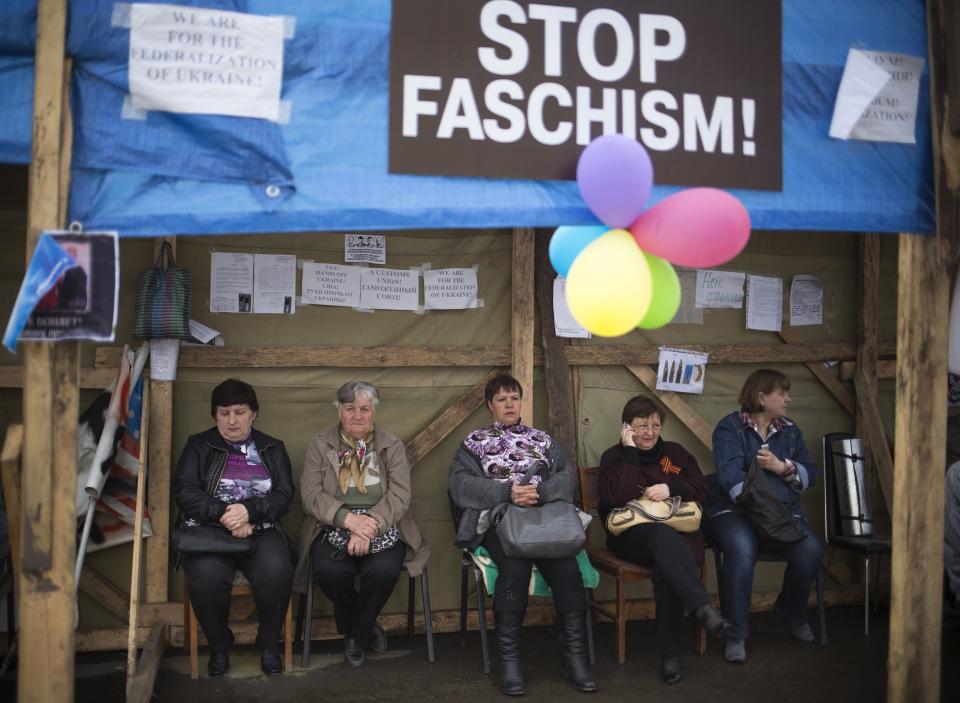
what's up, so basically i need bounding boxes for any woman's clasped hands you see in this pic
[511,481,539,507]
[344,512,380,556]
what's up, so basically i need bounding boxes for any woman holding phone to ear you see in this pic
[597,395,729,685]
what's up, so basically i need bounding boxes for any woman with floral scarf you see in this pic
[449,374,597,696]
[293,381,429,667]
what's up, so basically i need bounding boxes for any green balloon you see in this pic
[637,252,681,329]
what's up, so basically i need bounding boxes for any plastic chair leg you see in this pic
[474,566,491,674]
[816,567,828,646]
[864,555,871,636]
[407,574,415,637]
[584,589,596,666]
[459,561,469,646]
[301,566,315,668]
[421,568,435,663]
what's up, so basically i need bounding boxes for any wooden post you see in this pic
[145,239,175,605]
[533,231,577,458]
[856,235,883,500]
[127,385,152,696]
[19,2,76,702]
[886,234,949,702]
[512,228,535,421]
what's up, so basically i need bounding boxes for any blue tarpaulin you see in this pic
[0,0,936,236]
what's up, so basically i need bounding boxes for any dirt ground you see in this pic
[4,606,960,702]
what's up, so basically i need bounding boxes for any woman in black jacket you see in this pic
[173,379,294,678]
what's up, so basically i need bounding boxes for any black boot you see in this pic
[693,603,731,638]
[557,611,598,693]
[494,611,525,696]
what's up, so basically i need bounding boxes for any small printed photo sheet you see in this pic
[656,347,708,394]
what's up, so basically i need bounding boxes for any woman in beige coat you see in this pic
[293,381,429,667]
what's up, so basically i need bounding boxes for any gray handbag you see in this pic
[493,462,585,559]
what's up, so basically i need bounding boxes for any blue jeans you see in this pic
[703,510,823,639]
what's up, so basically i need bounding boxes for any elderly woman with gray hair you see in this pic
[293,381,429,667]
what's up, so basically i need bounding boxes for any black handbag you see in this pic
[492,462,585,559]
[735,458,806,544]
[172,523,255,555]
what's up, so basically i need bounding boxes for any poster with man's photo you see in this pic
[21,231,119,343]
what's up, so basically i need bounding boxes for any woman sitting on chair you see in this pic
[448,373,597,696]
[293,381,429,668]
[598,395,729,684]
[704,368,823,664]
[173,378,294,678]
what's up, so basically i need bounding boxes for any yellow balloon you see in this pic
[637,252,681,329]
[565,229,652,337]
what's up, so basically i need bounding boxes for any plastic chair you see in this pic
[449,490,596,673]
[183,571,294,679]
[704,474,828,646]
[296,548,435,667]
[458,547,596,674]
[578,466,707,663]
[822,432,891,635]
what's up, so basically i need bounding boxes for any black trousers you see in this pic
[180,528,293,653]
[607,523,709,657]
[482,527,586,614]
[311,537,405,649]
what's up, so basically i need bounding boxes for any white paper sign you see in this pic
[424,268,479,310]
[670,270,704,325]
[345,234,386,265]
[695,270,745,309]
[210,252,253,313]
[790,275,823,327]
[745,274,783,332]
[149,338,180,381]
[253,253,296,314]
[829,49,924,144]
[553,277,590,338]
[128,3,285,121]
[656,348,708,394]
[360,268,420,311]
[301,262,362,308]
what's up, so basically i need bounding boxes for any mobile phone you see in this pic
[759,443,769,452]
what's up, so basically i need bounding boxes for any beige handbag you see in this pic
[605,494,702,535]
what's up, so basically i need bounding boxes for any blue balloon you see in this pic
[548,225,608,276]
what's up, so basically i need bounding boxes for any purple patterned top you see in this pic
[215,436,271,504]
[463,421,553,485]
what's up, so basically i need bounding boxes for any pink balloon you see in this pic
[629,188,751,268]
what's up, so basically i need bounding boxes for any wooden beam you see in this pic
[512,228,535,420]
[94,341,898,371]
[887,234,950,702]
[125,625,166,703]
[778,328,856,416]
[857,235,881,450]
[78,567,129,622]
[566,342,896,366]
[96,344,539,369]
[626,365,713,451]
[405,369,501,466]
[839,360,896,381]
[853,371,895,511]
[126,385,150,695]
[20,3,75,701]
[1,425,24,606]
[75,584,864,653]
[146,241,174,604]
[0,365,116,389]
[534,231,577,458]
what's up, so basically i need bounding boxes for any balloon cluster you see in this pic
[550,135,751,337]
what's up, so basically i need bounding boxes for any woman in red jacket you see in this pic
[598,395,729,684]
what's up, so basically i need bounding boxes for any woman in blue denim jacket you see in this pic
[704,369,823,664]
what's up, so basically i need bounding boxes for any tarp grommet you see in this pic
[265,184,282,199]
